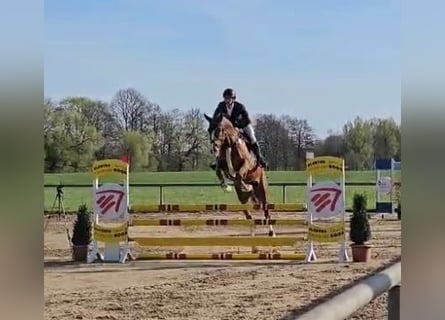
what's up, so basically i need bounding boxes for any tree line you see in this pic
[44,88,401,172]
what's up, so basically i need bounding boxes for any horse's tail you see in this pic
[252,167,268,205]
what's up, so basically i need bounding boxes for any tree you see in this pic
[180,108,209,170]
[255,114,292,170]
[43,92,401,173]
[119,130,154,171]
[315,133,346,158]
[58,96,118,160]
[343,117,374,170]
[370,118,400,160]
[163,108,208,171]
[285,117,316,170]
[110,88,149,131]
[44,104,104,172]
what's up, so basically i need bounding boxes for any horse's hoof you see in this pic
[221,184,233,193]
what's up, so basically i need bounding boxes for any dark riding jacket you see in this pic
[212,101,252,129]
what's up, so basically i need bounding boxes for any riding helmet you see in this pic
[223,88,236,98]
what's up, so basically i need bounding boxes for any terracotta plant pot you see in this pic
[72,245,89,262]
[350,244,372,262]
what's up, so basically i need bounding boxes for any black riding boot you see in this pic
[210,158,224,171]
[251,142,267,168]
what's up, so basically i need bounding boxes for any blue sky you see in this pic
[45,0,400,137]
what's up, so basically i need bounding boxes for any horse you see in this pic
[204,113,275,239]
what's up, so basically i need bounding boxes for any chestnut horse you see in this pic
[204,113,275,237]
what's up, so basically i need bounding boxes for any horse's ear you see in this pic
[204,113,212,123]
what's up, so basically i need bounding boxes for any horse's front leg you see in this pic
[216,163,232,193]
[237,162,253,193]
[238,161,250,181]
[265,207,276,237]
[243,209,252,219]
[216,166,225,185]
[235,173,252,193]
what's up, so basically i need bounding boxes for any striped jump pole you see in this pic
[130,236,303,247]
[130,218,307,227]
[129,203,306,213]
[137,252,306,261]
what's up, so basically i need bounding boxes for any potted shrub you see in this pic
[349,193,372,262]
[71,204,92,261]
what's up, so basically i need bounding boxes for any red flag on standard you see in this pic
[120,155,130,164]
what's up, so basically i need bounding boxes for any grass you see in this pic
[44,170,400,212]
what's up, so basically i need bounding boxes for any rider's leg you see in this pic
[243,124,267,167]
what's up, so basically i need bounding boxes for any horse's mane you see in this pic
[219,115,232,127]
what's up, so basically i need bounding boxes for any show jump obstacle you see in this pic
[86,156,349,263]
[304,156,349,262]
[375,158,401,214]
[87,159,132,263]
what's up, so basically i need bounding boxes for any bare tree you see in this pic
[285,117,317,169]
[110,88,148,131]
[255,114,292,170]
[179,108,208,170]
[143,103,162,133]
[155,110,176,171]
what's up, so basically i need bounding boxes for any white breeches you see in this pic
[243,124,257,144]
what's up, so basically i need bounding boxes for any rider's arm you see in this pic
[212,102,225,120]
[237,103,252,128]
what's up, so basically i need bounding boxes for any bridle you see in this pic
[210,119,240,157]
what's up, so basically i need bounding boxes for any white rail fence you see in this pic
[292,260,401,320]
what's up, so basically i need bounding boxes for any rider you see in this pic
[209,88,267,169]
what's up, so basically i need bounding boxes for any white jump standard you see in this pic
[87,158,132,263]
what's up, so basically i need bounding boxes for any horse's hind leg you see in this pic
[254,173,275,238]
[243,206,257,254]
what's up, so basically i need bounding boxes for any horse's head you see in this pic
[204,113,238,157]
[204,113,216,134]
